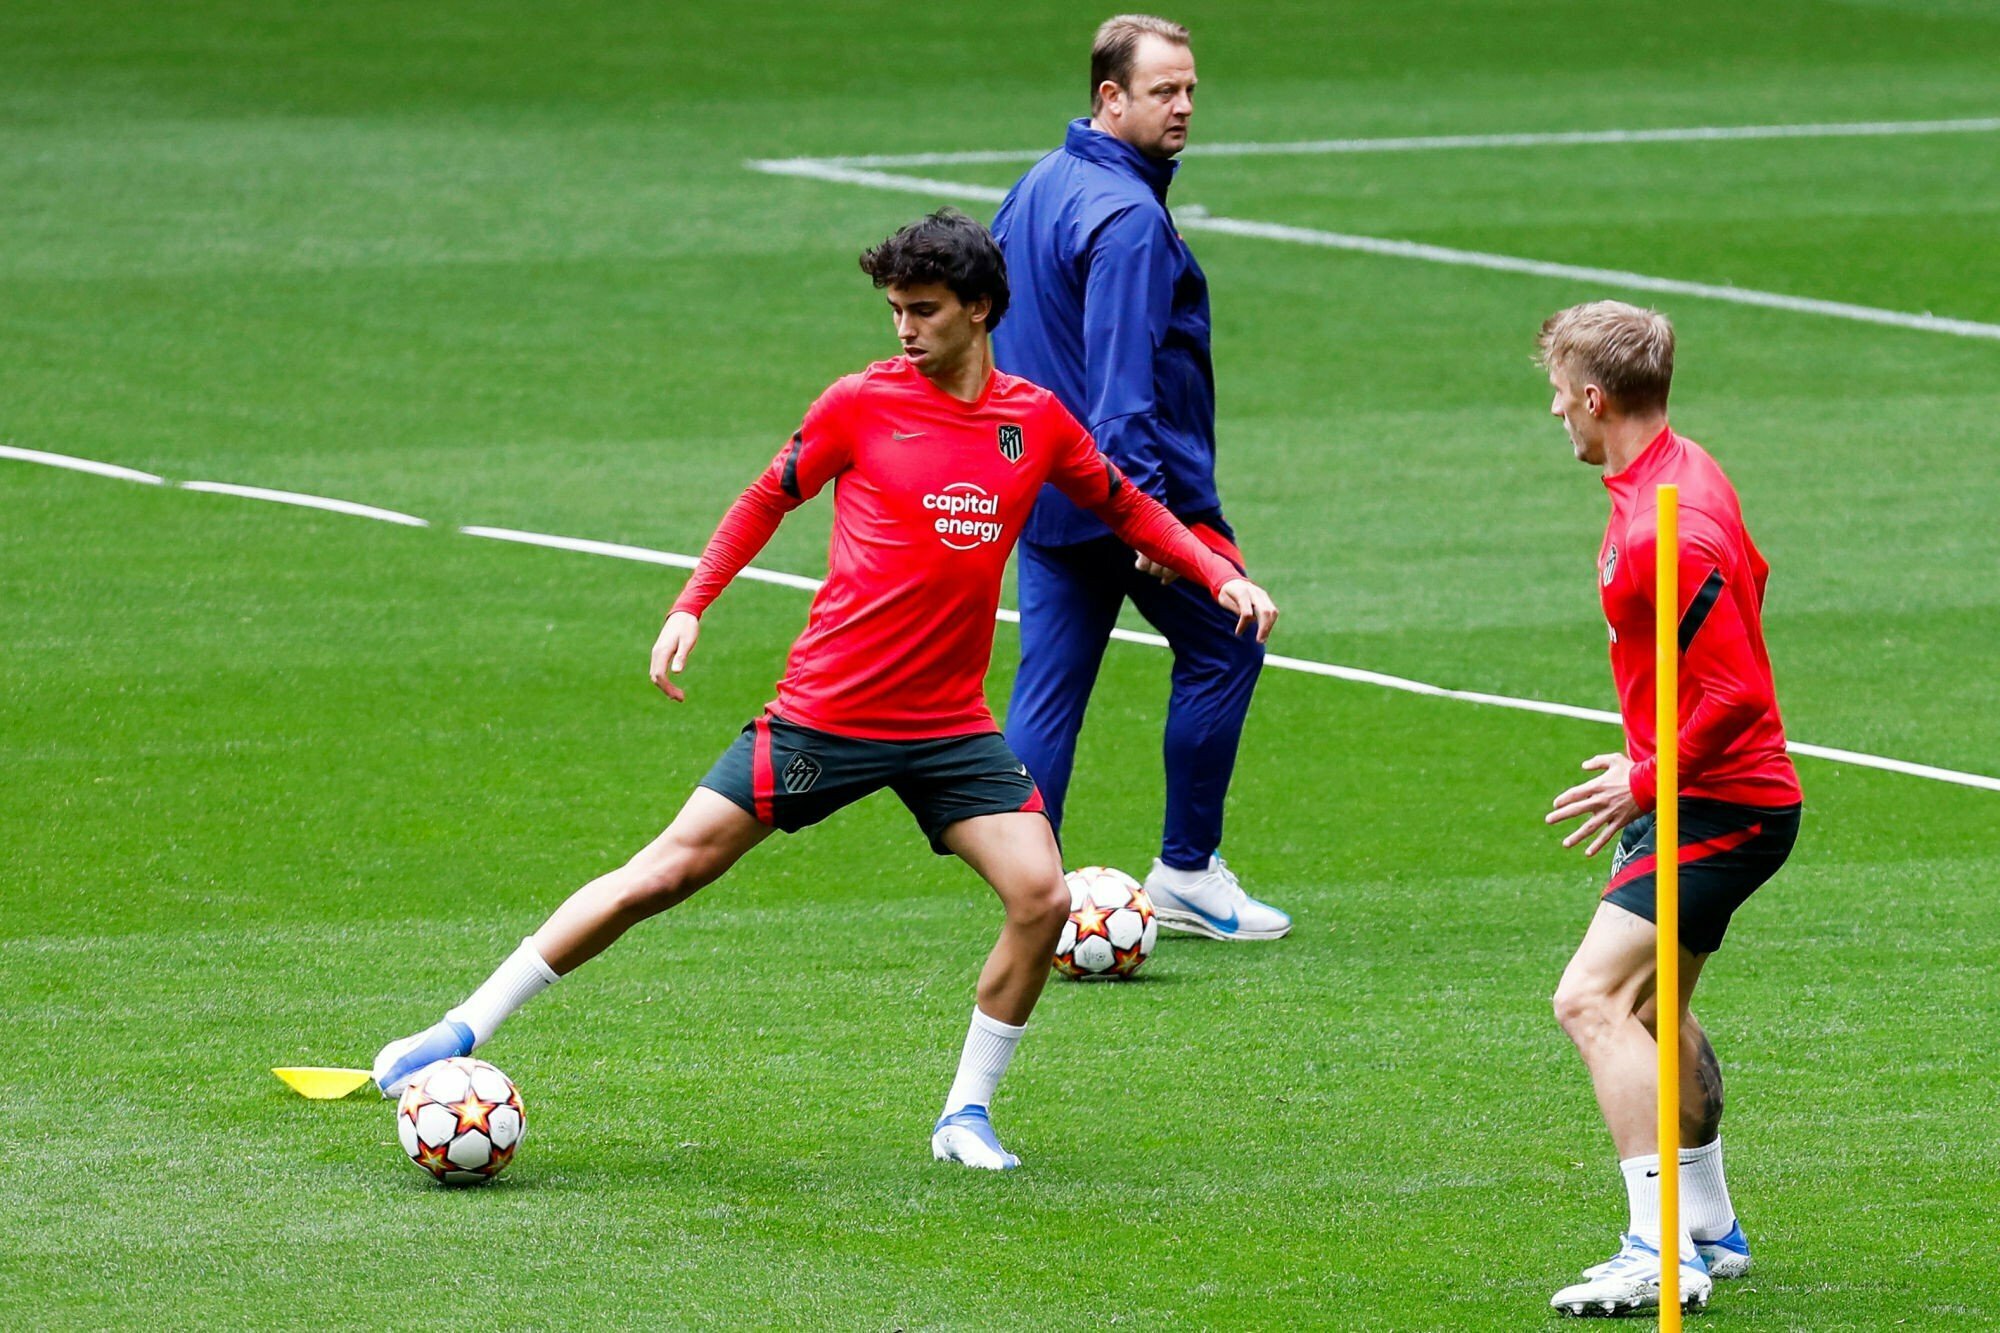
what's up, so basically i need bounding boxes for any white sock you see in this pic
[1680,1137,1738,1242]
[1149,856,1214,888]
[446,938,559,1047]
[941,1007,1025,1116]
[1620,1154,1696,1261]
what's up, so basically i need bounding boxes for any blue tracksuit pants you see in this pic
[1005,534,1264,870]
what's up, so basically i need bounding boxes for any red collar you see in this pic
[1603,425,1676,497]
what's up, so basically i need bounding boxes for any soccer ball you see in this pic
[396,1056,525,1185]
[1054,866,1157,980]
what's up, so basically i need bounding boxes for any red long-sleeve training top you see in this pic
[673,357,1242,740]
[1600,427,1802,811]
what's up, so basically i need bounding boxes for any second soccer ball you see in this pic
[1054,866,1158,980]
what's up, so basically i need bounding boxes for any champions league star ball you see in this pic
[1054,866,1158,980]
[396,1057,525,1184]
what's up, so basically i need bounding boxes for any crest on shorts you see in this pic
[996,423,1025,464]
[782,753,823,795]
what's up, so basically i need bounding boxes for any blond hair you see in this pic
[1536,301,1675,413]
[1091,14,1191,114]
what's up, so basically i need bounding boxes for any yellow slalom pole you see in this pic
[1655,484,1682,1328]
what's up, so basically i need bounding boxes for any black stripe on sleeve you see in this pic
[1101,458,1123,499]
[1678,568,1726,652]
[779,432,805,499]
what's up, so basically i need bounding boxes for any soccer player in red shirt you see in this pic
[1537,302,1802,1316]
[373,209,1278,1171]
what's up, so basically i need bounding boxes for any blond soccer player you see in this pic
[1538,302,1802,1317]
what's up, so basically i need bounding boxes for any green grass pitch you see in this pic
[4,2,1998,1327]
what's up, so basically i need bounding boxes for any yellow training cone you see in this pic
[272,1066,374,1099]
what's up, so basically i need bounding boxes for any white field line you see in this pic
[750,157,1008,204]
[1181,215,2000,341]
[0,444,164,485]
[8,443,2000,795]
[746,159,2000,342]
[777,115,2000,168]
[178,481,428,526]
[460,525,823,592]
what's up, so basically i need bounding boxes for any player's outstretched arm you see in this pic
[654,481,786,704]
[1075,464,1278,643]
[649,611,701,702]
[650,385,854,702]
[670,474,795,623]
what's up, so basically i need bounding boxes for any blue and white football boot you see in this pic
[372,1018,474,1098]
[1695,1221,1753,1279]
[1551,1234,1711,1317]
[1143,855,1291,941]
[930,1106,1020,1171]
[1582,1219,1751,1281]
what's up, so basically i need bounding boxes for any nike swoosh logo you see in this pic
[893,431,924,440]
[1168,899,1237,932]
[1016,764,1028,776]
[1645,1169,1661,1178]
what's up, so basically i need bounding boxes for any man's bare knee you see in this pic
[1006,874,1071,936]
[615,840,721,916]
[1553,979,1616,1047]
[1039,876,1071,927]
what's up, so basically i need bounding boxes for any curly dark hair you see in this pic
[857,208,1009,331]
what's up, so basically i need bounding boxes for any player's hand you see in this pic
[1134,551,1180,585]
[1216,578,1278,644]
[650,611,701,702]
[1546,753,1642,857]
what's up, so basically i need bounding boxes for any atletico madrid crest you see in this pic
[783,752,823,794]
[996,424,1024,463]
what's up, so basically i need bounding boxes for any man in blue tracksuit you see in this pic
[993,14,1289,941]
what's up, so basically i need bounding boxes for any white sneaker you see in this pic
[1143,855,1291,941]
[1552,1234,1711,1317]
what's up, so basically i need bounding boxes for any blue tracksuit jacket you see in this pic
[992,118,1218,546]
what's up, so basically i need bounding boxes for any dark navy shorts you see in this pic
[1603,798,1802,954]
[700,715,1047,855]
